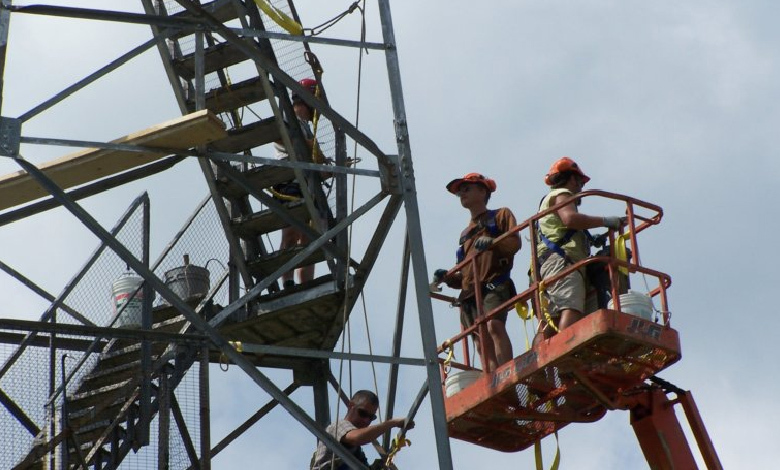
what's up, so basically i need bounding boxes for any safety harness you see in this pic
[456,209,511,290]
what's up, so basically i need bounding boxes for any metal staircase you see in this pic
[1,1,454,468]
[142,0,345,299]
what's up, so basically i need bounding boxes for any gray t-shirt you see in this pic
[310,420,368,470]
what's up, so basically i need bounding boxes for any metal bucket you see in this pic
[112,273,144,327]
[164,256,210,303]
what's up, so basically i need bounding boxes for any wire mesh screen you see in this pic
[0,191,229,468]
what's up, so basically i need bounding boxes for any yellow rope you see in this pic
[219,341,244,371]
[615,232,630,275]
[253,0,303,35]
[515,300,534,351]
[310,82,324,164]
[384,432,411,468]
[538,280,559,334]
[441,340,454,375]
[267,187,301,202]
[534,431,561,470]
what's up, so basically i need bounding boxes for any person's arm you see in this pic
[493,209,521,255]
[341,418,413,447]
[555,194,608,230]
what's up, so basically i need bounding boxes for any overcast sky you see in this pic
[2,1,779,468]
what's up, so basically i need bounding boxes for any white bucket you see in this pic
[608,290,654,321]
[112,273,144,327]
[445,370,482,397]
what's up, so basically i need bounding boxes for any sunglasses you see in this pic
[357,408,377,421]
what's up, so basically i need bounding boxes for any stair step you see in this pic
[69,398,137,429]
[215,164,297,199]
[153,314,189,334]
[97,340,170,369]
[68,378,136,413]
[189,76,270,115]
[247,246,326,278]
[232,201,309,238]
[97,343,142,369]
[170,0,240,30]
[81,359,142,390]
[73,419,127,447]
[173,41,250,80]
[210,117,280,154]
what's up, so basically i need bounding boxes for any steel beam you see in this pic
[14,155,370,470]
[377,1,453,468]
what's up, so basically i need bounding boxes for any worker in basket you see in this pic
[310,390,413,470]
[534,157,626,340]
[433,172,521,372]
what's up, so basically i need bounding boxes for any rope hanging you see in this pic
[253,0,303,35]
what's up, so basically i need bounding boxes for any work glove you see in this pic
[432,269,448,283]
[474,236,494,251]
[602,216,626,230]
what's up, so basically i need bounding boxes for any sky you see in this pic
[2,0,779,469]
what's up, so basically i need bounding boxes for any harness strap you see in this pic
[457,209,499,263]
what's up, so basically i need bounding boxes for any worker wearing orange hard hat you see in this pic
[434,172,521,372]
[535,157,625,339]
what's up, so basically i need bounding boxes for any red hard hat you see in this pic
[446,172,497,194]
[544,156,590,185]
[292,78,318,103]
[298,78,317,94]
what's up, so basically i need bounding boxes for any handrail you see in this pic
[431,191,669,374]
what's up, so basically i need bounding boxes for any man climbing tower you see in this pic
[310,390,413,470]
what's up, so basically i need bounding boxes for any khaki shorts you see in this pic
[460,280,515,329]
[540,253,586,316]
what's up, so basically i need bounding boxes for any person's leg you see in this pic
[461,300,497,371]
[281,227,299,287]
[541,254,586,333]
[297,231,314,283]
[482,283,515,365]
[558,308,583,330]
[487,319,512,365]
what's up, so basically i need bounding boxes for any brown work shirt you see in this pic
[445,207,521,300]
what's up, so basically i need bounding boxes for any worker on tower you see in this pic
[434,173,520,372]
[274,78,324,289]
[310,390,413,470]
[535,156,625,339]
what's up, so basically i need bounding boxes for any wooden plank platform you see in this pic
[444,309,681,453]
[0,110,226,211]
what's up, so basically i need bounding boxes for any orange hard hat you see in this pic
[446,172,497,194]
[544,156,590,185]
